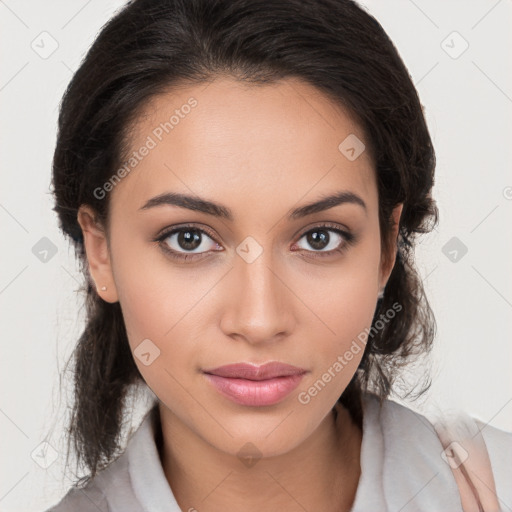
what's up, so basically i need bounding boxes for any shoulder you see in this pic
[43,450,143,512]
[43,479,109,512]
[423,400,512,507]
[475,419,512,506]
[362,394,512,508]
[43,406,161,512]
[363,392,454,459]
[372,394,462,474]
[42,434,137,512]
[354,394,462,512]
[354,393,464,510]
[43,446,146,512]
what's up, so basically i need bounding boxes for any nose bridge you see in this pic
[220,243,295,343]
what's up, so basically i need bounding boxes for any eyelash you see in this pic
[153,222,356,262]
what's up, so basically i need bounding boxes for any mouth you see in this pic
[202,362,307,407]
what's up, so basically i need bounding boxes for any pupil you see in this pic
[178,229,201,250]
[308,230,329,250]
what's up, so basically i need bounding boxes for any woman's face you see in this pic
[79,76,401,458]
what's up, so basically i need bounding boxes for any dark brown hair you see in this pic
[51,0,438,486]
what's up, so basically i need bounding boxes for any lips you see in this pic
[202,362,307,407]
[203,361,307,380]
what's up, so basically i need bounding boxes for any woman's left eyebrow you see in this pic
[138,190,367,221]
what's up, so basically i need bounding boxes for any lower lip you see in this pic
[203,373,305,406]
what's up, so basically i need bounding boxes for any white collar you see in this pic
[125,393,462,511]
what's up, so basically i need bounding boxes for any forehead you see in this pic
[111,76,376,219]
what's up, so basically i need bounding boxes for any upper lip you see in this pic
[203,362,307,380]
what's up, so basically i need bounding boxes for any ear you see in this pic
[378,203,403,292]
[77,205,119,303]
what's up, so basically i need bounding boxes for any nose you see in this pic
[219,249,296,346]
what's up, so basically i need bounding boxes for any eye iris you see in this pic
[307,229,329,250]
[178,229,202,251]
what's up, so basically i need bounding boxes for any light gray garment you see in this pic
[45,393,512,511]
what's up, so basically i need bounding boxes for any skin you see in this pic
[78,76,402,512]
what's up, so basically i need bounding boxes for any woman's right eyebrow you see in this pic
[138,190,367,221]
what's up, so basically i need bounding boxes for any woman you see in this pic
[46,0,511,510]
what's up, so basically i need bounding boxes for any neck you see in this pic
[157,402,362,512]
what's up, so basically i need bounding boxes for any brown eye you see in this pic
[173,228,203,251]
[293,224,355,257]
[304,229,332,251]
[156,225,221,261]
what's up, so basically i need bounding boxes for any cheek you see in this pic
[110,224,190,339]
[294,234,381,390]
[108,230,192,382]
[116,269,199,411]
[294,287,377,409]
[297,232,381,340]
[302,284,376,383]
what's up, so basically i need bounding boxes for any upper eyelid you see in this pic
[157,224,218,242]
[157,222,351,246]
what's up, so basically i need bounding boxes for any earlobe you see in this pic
[378,203,404,293]
[77,205,119,303]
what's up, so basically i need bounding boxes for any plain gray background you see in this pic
[1,1,511,510]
